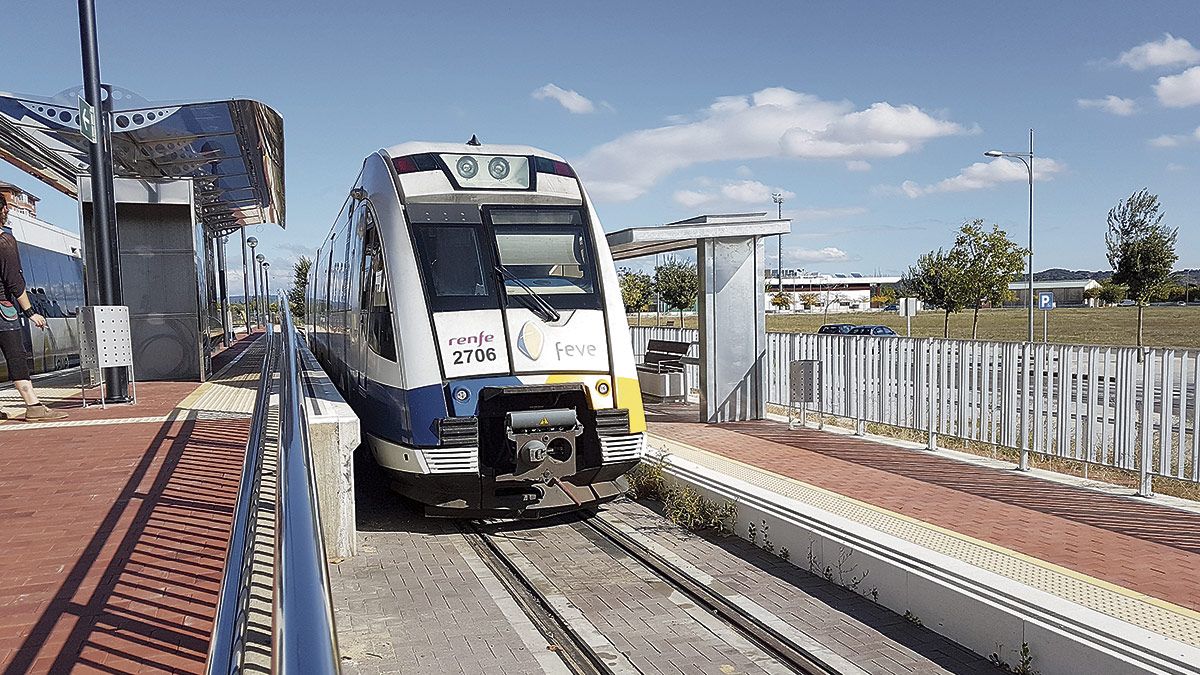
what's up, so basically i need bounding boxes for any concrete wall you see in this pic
[298,338,360,558]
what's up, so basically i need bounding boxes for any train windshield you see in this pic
[490,208,601,310]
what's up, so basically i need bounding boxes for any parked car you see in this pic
[817,323,855,335]
[883,304,899,312]
[848,325,898,336]
[1117,299,1136,306]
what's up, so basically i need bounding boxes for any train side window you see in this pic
[361,222,396,361]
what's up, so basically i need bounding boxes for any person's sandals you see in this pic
[24,404,67,421]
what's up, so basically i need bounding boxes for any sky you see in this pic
[1,1,1198,295]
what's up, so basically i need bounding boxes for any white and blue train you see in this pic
[307,140,645,517]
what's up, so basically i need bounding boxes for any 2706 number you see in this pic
[452,347,497,365]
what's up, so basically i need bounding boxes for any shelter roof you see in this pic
[0,88,284,231]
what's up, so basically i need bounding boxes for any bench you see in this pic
[636,339,692,401]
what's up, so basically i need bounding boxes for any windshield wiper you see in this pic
[495,265,561,322]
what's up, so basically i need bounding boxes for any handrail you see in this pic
[207,298,340,673]
[274,296,340,673]
[206,323,277,675]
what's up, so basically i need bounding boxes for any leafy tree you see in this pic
[289,256,312,320]
[901,249,963,337]
[797,292,821,309]
[1098,280,1127,305]
[617,268,654,313]
[770,291,793,310]
[950,220,1028,339]
[1105,189,1178,347]
[654,257,699,322]
[1083,285,1102,305]
[874,284,898,305]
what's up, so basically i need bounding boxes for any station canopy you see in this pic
[606,213,790,260]
[0,86,284,232]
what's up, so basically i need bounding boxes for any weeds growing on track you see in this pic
[625,461,737,535]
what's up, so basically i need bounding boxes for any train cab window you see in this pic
[489,208,600,310]
[360,220,397,361]
[412,224,498,312]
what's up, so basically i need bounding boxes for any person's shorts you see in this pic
[0,329,31,381]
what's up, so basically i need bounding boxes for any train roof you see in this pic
[384,141,566,163]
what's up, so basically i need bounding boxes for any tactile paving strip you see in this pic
[650,434,1200,648]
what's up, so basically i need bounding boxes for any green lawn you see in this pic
[630,306,1200,350]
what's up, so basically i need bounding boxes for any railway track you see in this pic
[462,508,848,675]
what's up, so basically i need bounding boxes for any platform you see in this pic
[0,332,264,674]
[644,403,1200,674]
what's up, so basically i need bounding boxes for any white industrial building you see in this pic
[764,271,901,312]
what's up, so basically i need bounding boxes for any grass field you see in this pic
[631,306,1200,350]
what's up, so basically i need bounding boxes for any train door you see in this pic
[355,210,379,398]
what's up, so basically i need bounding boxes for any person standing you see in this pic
[0,193,67,421]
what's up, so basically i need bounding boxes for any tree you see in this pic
[1098,280,1127,305]
[289,256,312,321]
[1105,189,1178,347]
[950,220,1028,339]
[1083,285,1102,305]
[797,292,821,309]
[617,268,654,313]
[901,249,963,337]
[770,291,792,310]
[654,257,699,322]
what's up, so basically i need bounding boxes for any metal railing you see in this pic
[207,299,340,674]
[631,326,1200,495]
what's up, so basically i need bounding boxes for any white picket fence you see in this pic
[630,326,1200,494]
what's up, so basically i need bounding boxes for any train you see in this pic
[0,195,84,379]
[307,140,645,518]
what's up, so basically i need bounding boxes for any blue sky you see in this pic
[2,1,1198,293]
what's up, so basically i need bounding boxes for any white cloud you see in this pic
[576,87,969,201]
[735,165,754,177]
[671,180,794,208]
[1149,134,1184,147]
[1154,66,1200,107]
[790,206,868,222]
[532,83,596,114]
[1117,34,1200,70]
[1166,163,1187,172]
[898,157,1066,198]
[845,160,872,172]
[1077,95,1138,116]
[786,247,849,263]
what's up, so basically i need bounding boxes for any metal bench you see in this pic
[636,339,691,402]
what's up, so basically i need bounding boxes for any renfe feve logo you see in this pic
[447,331,497,365]
[518,321,544,360]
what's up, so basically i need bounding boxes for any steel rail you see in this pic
[205,324,277,675]
[579,513,838,675]
[462,522,607,675]
[273,297,341,674]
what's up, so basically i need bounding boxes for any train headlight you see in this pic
[596,380,610,396]
[488,156,510,180]
[455,156,479,179]
[453,388,471,402]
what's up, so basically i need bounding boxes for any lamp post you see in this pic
[262,261,271,324]
[255,252,266,328]
[984,128,1035,343]
[772,192,785,297]
[247,237,259,328]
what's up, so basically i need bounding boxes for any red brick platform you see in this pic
[647,404,1200,614]
[0,332,262,674]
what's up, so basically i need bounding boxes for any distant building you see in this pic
[1006,279,1101,307]
[0,180,40,218]
[764,270,901,312]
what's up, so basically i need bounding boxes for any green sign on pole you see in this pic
[78,96,98,144]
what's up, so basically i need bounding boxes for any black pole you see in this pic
[79,0,129,402]
[241,229,252,335]
[216,235,231,347]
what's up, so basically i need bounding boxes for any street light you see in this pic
[247,236,260,329]
[984,128,1035,343]
[255,252,266,329]
[772,192,785,298]
[261,261,271,325]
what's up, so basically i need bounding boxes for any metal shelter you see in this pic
[607,213,790,423]
[0,86,284,380]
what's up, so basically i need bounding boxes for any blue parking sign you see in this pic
[1038,292,1055,310]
